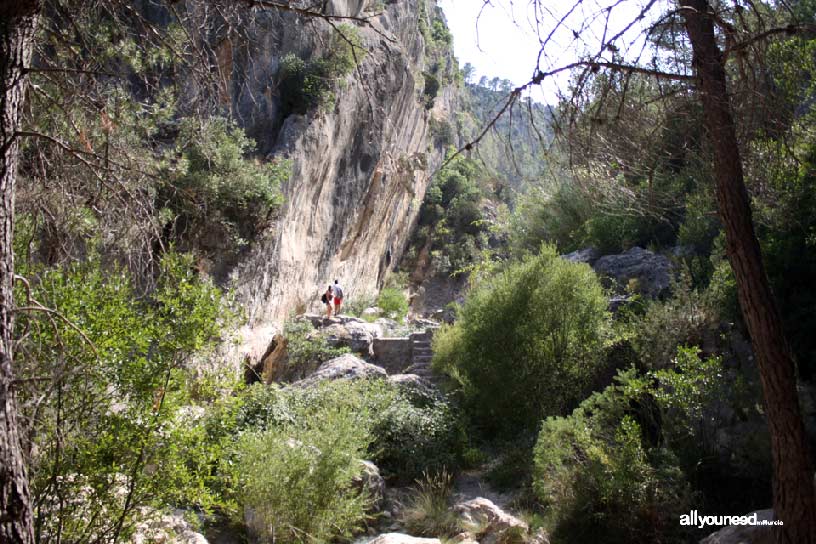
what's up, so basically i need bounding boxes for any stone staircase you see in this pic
[403,328,435,380]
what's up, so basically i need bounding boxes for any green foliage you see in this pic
[278,24,364,115]
[371,391,464,482]
[377,287,409,320]
[162,117,289,251]
[283,319,350,370]
[623,274,720,370]
[533,343,768,543]
[750,131,816,378]
[216,379,464,489]
[234,404,373,542]
[485,443,536,492]
[343,292,378,319]
[415,151,489,274]
[510,181,591,255]
[532,370,693,544]
[417,0,457,105]
[433,244,611,435]
[14,251,229,541]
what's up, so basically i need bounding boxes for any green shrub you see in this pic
[13,252,230,540]
[533,346,765,543]
[283,318,350,370]
[624,274,720,370]
[344,292,378,319]
[377,287,409,320]
[278,24,363,115]
[223,379,464,485]
[533,370,694,544]
[433,244,612,435]
[415,151,489,274]
[162,117,289,250]
[233,404,373,542]
[372,393,464,482]
[509,182,592,256]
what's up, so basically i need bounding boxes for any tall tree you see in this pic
[682,2,816,540]
[0,2,40,543]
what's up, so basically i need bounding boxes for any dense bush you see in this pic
[283,318,350,371]
[533,368,693,544]
[433,244,611,435]
[220,379,464,486]
[372,392,464,482]
[534,346,767,543]
[510,177,680,257]
[161,116,289,252]
[622,274,721,370]
[509,182,592,255]
[278,24,363,115]
[13,251,230,541]
[234,404,374,542]
[377,287,409,320]
[414,151,489,274]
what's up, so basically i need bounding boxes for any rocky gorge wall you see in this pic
[171,0,462,366]
[211,0,456,336]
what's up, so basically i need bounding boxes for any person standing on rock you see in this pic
[332,279,344,315]
[321,285,334,318]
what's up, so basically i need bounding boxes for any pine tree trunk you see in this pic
[0,2,39,542]
[682,1,816,542]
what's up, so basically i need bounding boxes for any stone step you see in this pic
[413,356,433,364]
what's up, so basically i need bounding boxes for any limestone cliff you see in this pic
[212,0,456,331]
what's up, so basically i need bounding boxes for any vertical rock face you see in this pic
[215,0,455,326]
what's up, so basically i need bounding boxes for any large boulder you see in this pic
[294,354,386,388]
[365,534,441,544]
[592,246,673,298]
[131,508,208,544]
[320,321,383,356]
[352,460,386,512]
[454,497,528,544]
[562,247,600,265]
[256,333,288,383]
[699,509,776,544]
[387,374,439,403]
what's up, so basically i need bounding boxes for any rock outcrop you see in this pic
[217,0,457,337]
[131,509,208,544]
[365,534,441,544]
[453,497,529,544]
[592,246,673,298]
[293,353,387,387]
[562,247,600,265]
[699,509,776,544]
[353,460,387,512]
[320,321,383,356]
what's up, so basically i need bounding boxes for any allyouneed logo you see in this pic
[680,511,784,529]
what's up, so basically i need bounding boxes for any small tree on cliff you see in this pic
[465,1,816,541]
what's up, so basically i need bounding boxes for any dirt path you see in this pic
[451,468,514,508]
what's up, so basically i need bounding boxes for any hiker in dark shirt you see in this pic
[321,286,334,318]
